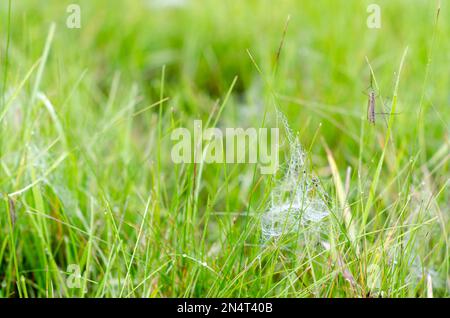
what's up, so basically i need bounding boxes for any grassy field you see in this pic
[0,0,448,298]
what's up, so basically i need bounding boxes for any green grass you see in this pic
[0,0,448,297]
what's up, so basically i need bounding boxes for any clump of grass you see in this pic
[0,0,448,298]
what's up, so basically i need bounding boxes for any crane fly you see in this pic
[367,89,376,124]
[366,74,378,124]
[365,74,400,125]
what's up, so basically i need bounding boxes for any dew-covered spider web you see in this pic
[261,111,330,240]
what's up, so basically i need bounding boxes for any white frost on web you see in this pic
[261,111,329,240]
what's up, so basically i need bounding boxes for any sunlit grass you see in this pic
[0,0,448,297]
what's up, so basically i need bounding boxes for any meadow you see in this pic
[0,0,448,297]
